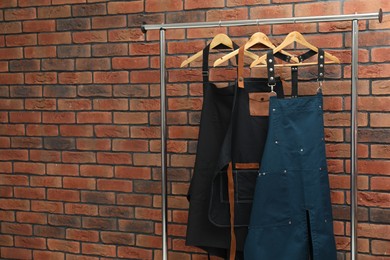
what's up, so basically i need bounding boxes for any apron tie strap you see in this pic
[227,162,236,260]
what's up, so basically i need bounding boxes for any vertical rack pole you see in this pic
[350,19,359,260]
[159,28,168,260]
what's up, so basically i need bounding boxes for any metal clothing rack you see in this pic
[141,9,383,260]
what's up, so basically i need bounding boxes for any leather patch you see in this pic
[234,163,260,169]
[249,92,273,116]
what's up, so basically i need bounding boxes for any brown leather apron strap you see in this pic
[227,162,236,260]
[237,46,245,89]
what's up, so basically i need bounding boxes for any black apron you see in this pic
[186,45,284,259]
[244,49,337,260]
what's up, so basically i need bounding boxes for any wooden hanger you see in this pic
[214,32,299,67]
[180,33,258,68]
[250,31,340,68]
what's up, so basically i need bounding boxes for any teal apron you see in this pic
[244,49,337,260]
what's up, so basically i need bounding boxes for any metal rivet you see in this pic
[325,219,328,223]
[268,59,273,63]
[321,138,324,141]
[288,221,292,225]
[284,170,287,173]
[269,68,273,72]
[272,108,276,112]
[319,105,322,108]
[270,76,274,80]
[300,148,304,152]
[320,55,324,59]
[320,72,323,76]
[275,140,278,144]
[320,64,324,68]
[319,167,322,171]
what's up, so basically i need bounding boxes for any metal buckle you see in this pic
[268,83,276,94]
[317,79,324,93]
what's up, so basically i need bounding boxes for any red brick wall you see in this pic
[0,0,389,259]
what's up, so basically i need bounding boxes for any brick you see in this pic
[113,84,148,97]
[92,43,128,56]
[63,151,96,163]
[358,223,390,240]
[0,121,19,135]
[76,138,111,151]
[346,31,390,47]
[15,236,46,249]
[6,34,36,47]
[136,234,161,248]
[185,0,224,9]
[168,126,199,139]
[0,47,23,59]
[26,124,58,136]
[108,1,143,14]
[345,64,390,79]
[82,243,116,257]
[81,191,115,204]
[358,192,390,208]
[31,201,63,214]
[5,8,36,20]
[42,111,75,123]
[0,22,22,34]
[0,73,23,84]
[112,57,148,70]
[73,31,107,43]
[371,113,390,127]
[48,188,80,202]
[94,99,128,110]
[0,234,13,246]
[59,72,92,84]
[31,176,62,188]
[0,0,17,7]
[371,208,390,224]
[25,98,56,110]
[99,205,133,218]
[118,246,153,259]
[109,28,144,42]
[23,20,55,32]
[0,99,23,110]
[25,46,56,58]
[295,2,340,17]
[0,210,15,221]
[65,254,98,260]
[48,238,80,253]
[344,0,390,13]
[76,58,110,71]
[1,222,32,235]
[131,70,159,83]
[372,80,390,95]
[80,165,113,178]
[65,204,98,216]
[39,32,71,45]
[116,193,151,207]
[66,228,99,243]
[94,71,129,84]
[135,208,161,221]
[0,174,28,185]
[60,125,93,137]
[101,231,134,245]
[77,111,111,123]
[33,251,64,260]
[58,45,91,58]
[371,145,390,159]
[63,177,96,190]
[207,8,247,22]
[0,150,28,161]
[129,13,164,26]
[25,72,57,84]
[17,219,42,234]
[95,125,129,138]
[146,0,183,12]
[42,59,74,71]
[130,99,159,111]
[10,60,40,72]
[38,5,70,18]
[44,85,76,97]
[0,248,32,260]
[14,162,45,174]
[118,219,153,233]
[133,180,161,194]
[57,18,90,31]
[73,3,106,16]
[0,137,10,148]
[371,177,390,191]
[112,139,148,152]
[11,137,42,149]
[53,0,86,3]
[19,0,50,6]
[130,42,158,55]
[92,15,126,29]
[78,85,112,97]
[82,216,117,230]
[114,112,148,124]
[10,111,41,123]
[34,226,64,240]
[97,152,132,165]
[97,179,132,192]
[49,214,81,228]
[14,187,45,200]
[58,99,91,110]
[30,150,61,162]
